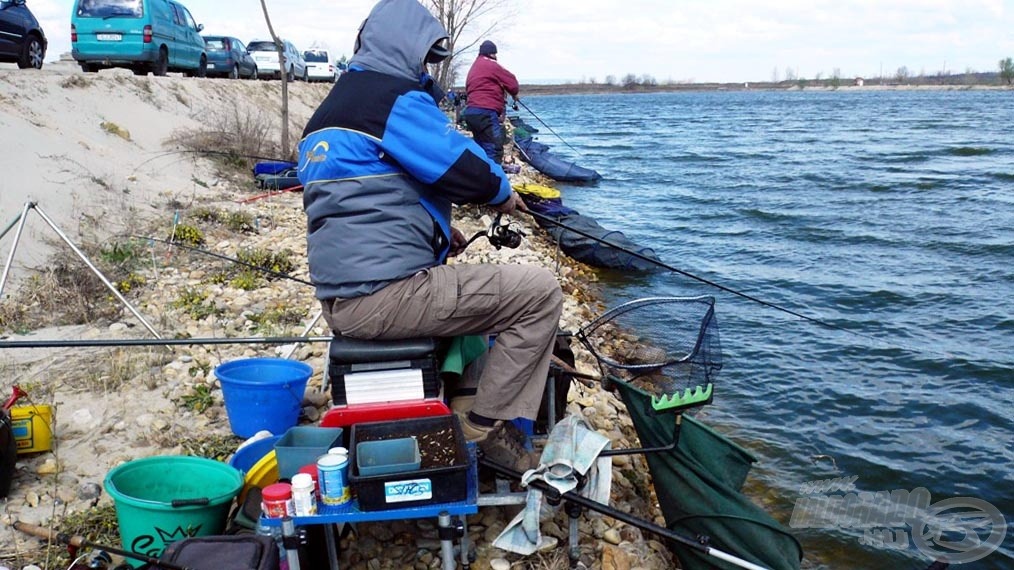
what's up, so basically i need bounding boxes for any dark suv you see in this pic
[0,0,46,69]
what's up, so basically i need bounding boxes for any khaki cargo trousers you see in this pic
[320,263,563,421]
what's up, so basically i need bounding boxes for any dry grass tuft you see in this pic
[167,105,282,173]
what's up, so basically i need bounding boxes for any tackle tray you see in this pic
[348,415,467,511]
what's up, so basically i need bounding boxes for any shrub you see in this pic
[170,223,205,247]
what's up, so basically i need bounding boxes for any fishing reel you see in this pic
[465,213,525,251]
[487,214,524,249]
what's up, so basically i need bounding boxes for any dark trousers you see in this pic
[462,107,505,164]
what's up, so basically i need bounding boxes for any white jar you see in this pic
[290,472,317,516]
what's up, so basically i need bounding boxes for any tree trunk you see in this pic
[259,0,290,158]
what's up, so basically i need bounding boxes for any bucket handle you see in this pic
[171,498,210,508]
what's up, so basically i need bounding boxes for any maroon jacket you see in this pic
[465,55,519,115]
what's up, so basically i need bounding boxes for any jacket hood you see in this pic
[349,0,449,82]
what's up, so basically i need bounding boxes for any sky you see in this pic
[32,0,1014,84]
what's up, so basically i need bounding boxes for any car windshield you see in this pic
[304,52,329,63]
[76,0,144,18]
[247,41,278,52]
[205,38,229,51]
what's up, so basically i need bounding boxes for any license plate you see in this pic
[96,33,122,41]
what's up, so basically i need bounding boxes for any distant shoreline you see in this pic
[515,82,1013,96]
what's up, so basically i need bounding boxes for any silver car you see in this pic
[248,38,305,81]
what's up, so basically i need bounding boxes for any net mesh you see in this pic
[577,296,722,412]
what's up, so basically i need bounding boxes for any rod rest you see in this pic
[328,335,438,363]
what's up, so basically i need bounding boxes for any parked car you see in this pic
[303,49,334,82]
[0,0,46,69]
[248,39,305,82]
[71,0,207,76]
[203,35,256,79]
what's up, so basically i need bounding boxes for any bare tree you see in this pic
[424,0,516,90]
[896,66,910,84]
[259,0,290,157]
[784,66,797,81]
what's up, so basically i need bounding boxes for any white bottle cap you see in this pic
[291,472,314,490]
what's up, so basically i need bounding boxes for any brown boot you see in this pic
[461,416,539,473]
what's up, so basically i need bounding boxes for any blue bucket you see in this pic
[214,358,312,438]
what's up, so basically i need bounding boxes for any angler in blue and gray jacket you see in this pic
[298,0,562,471]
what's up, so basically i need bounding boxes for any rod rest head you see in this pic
[328,335,438,363]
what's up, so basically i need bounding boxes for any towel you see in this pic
[493,415,612,555]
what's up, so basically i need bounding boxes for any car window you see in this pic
[232,39,246,53]
[205,38,227,51]
[169,2,181,25]
[304,52,329,63]
[181,6,197,30]
[76,0,144,18]
[248,41,276,52]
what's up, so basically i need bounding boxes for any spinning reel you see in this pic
[465,213,525,251]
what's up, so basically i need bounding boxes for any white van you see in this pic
[303,49,334,83]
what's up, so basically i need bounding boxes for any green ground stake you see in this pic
[652,383,713,412]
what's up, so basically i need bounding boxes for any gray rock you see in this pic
[78,482,102,501]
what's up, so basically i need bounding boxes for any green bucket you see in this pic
[104,455,243,567]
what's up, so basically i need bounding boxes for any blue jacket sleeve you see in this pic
[381,91,512,206]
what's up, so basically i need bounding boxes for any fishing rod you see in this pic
[524,209,859,338]
[129,235,314,287]
[13,520,192,570]
[0,335,333,349]
[514,98,584,156]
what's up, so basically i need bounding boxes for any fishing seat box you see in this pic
[328,336,440,406]
[349,415,468,512]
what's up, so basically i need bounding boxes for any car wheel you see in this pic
[229,64,239,79]
[154,47,169,76]
[81,63,99,73]
[249,65,258,79]
[302,69,309,82]
[196,55,208,78]
[18,35,45,70]
[286,66,294,82]
[132,67,148,76]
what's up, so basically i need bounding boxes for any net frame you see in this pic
[576,296,721,413]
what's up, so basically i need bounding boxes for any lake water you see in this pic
[519,89,1013,569]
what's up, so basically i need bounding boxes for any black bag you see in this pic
[154,535,279,570]
[0,411,17,498]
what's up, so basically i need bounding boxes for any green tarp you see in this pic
[615,380,803,570]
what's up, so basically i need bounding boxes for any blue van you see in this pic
[71,0,207,76]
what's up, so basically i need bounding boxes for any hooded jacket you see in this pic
[298,0,512,301]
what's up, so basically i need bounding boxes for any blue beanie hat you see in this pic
[479,40,497,56]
